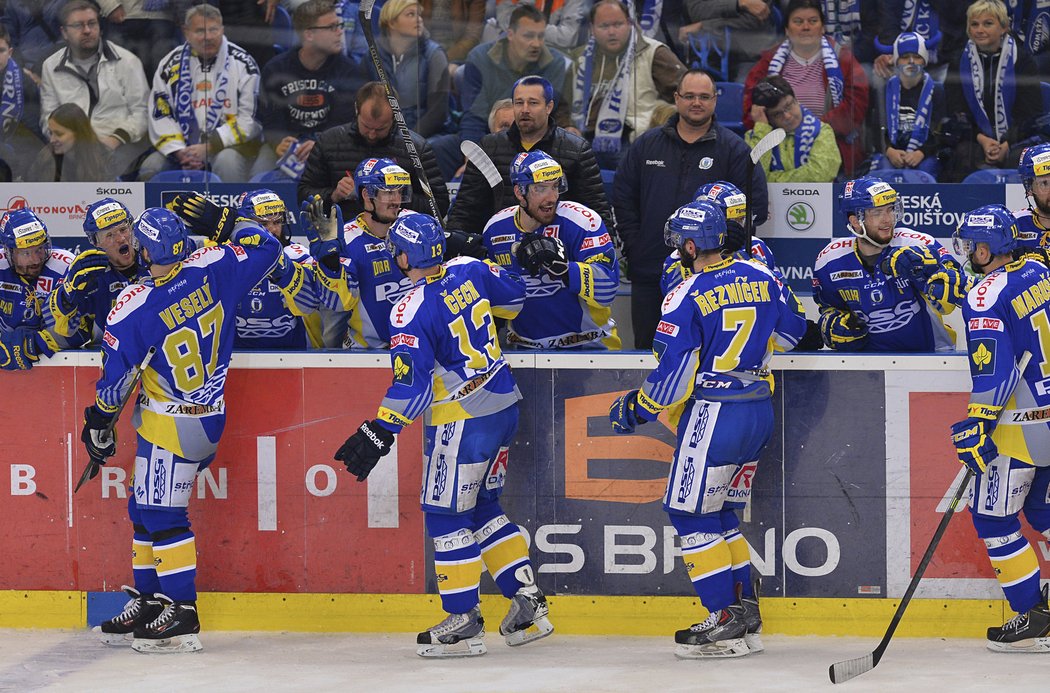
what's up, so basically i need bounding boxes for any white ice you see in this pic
[0,631,1038,692]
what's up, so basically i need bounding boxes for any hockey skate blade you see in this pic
[674,637,750,659]
[416,637,487,658]
[131,634,203,654]
[986,637,1050,653]
[504,617,554,647]
[744,633,764,654]
[93,626,133,647]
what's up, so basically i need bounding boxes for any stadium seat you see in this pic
[600,168,615,207]
[867,169,937,184]
[686,27,730,82]
[961,169,1022,184]
[273,5,295,54]
[714,82,744,135]
[150,170,223,183]
[250,169,295,184]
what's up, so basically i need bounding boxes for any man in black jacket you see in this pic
[298,82,450,220]
[446,75,613,235]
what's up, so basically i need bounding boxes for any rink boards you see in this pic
[1,351,1043,636]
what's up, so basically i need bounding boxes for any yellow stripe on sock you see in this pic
[682,538,731,583]
[132,539,155,570]
[434,557,482,595]
[479,532,529,580]
[153,537,197,577]
[990,543,1040,588]
[725,532,750,570]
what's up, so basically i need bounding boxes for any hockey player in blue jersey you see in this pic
[233,189,322,349]
[332,212,553,658]
[309,157,416,348]
[812,176,968,351]
[84,207,281,653]
[482,150,620,349]
[1014,143,1050,249]
[609,200,807,658]
[47,198,150,346]
[950,204,1050,653]
[0,209,87,370]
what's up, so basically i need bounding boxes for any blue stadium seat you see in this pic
[250,169,295,184]
[150,170,223,183]
[601,168,615,207]
[686,27,730,82]
[273,5,295,54]
[961,169,1022,184]
[714,82,744,135]
[867,169,937,184]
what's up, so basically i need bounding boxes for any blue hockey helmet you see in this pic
[664,200,727,252]
[694,181,747,222]
[236,189,292,241]
[953,204,1018,258]
[1019,142,1050,190]
[840,176,902,247]
[354,157,412,202]
[133,208,191,266]
[83,198,132,245]
[385,212,444,269]
[509,150,568,195]
[1,208,51,256]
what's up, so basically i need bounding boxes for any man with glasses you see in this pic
[812,177,966,351]
[39,0,150,178]
[614,68,766,350]
[254,0,365,179]
[747,75,841,182]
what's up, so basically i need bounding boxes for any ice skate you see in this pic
[93,586,164,646]
[987,585,1050,653]
[739,579,763,654]
[499,566,553,647]
[416,606,487,658]
[674,605,750,659]
[131,594,203,653]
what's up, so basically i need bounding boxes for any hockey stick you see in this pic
[829,350,1031,683]
[745,127,785,256]
[74,346,156,493]
[460,140,504,210]
[359,0,440,221]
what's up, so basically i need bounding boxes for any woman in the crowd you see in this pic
[26,103,112,182]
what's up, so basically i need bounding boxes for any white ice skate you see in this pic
[416,606,487,658]
[499,566,553,647]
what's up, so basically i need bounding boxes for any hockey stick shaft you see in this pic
[74,346,156,493]
[359,0,440,221]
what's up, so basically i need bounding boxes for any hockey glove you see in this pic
[334,419,395,482]
[59,249,109,308]
[444,229,487,261]
[609,390,658,435]
[924,268,973,309]
[0,327,43,370]
[818,309,868,351]
[795,319,825,352]
[880,245,939,284]
[950,404,1003,474]
[515,233,569,281]
[723,220,748,255]
[168,193,240,243]
[299,195,344,274]
[81,405,116,464]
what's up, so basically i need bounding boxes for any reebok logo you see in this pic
[645,160,665,167]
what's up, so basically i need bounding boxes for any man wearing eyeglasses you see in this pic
[613,68,767,350]
[38,0,150,178]
[746,75,840,182]
[254,0,366,179]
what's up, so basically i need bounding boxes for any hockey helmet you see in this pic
[509,150,568,195]
[133,208,191,266]
[0,208,51,274]
[664,200,727,252]
[236,189,293,241]
[385,212,444,269]
[953,204,1018,258]
[1019,143,1050,191]
[694,181,747,222]
[355,158,413,203]
[83,198,132,245]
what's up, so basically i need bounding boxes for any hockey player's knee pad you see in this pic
[137,506,191,535]
[425,511,473,539]
[971,512,1021,539]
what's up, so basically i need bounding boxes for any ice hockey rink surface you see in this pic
[0,631,1042,692]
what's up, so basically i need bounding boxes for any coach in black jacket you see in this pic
[298,82,450,220]
[446,76,613,235]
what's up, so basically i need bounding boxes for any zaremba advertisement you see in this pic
[3,356,1045,603]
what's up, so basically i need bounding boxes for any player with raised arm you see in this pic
[331,212,552,658]
[609,200,807,658]
[307,157,416,348]
[0,209,84,370]
[482,150,620,350]
[232,189,322,349]
[85,205,281,653]
[812,177,968,352]
[950,204,1050,653]
[1014,143,1050,249]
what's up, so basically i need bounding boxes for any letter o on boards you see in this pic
[783,527,840,577]
[306,464,337,497]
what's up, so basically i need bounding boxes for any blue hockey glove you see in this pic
[167,193,240,243]
[334,419,395,481]
[299,195,344,274]
[0,327,44,370]
[609,390,658,435]
[515,233,569,281]
[881,245,939,283]
[950,404,1003,474]
[81,405,116,463]
[818,309,868,351]
[924,268,972,308]
[59,249,109,307]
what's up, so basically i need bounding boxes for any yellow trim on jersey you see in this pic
[153,537,197,577]
[303,313,324,349]
[990,544,1040,588]
[376,406,413,429]
[433,557,482,594]
[993,396,1034,464]
[479,532,529,578]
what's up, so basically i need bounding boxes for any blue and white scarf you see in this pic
[769,106,822,170]
[173,38,232,145]
[634,0,663,39]
[1006,0,1050,54]
[960,35,1017,141]
[277,140,307,180]
[901,0,941,59]
[886,73,934,151]
[0,57,24,135]
[822,0,861,41]
[768,36,845,107]
[572,26,637,154]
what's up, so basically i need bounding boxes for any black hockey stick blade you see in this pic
[73,458,101,493]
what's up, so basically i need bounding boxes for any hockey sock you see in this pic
[680,531,735,612]
[984,531,1041,613]
[152,530,198,602]
[474,514,531,598]
[131,525,161,595]
[431,527,483,614]
[723,529,752,599]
